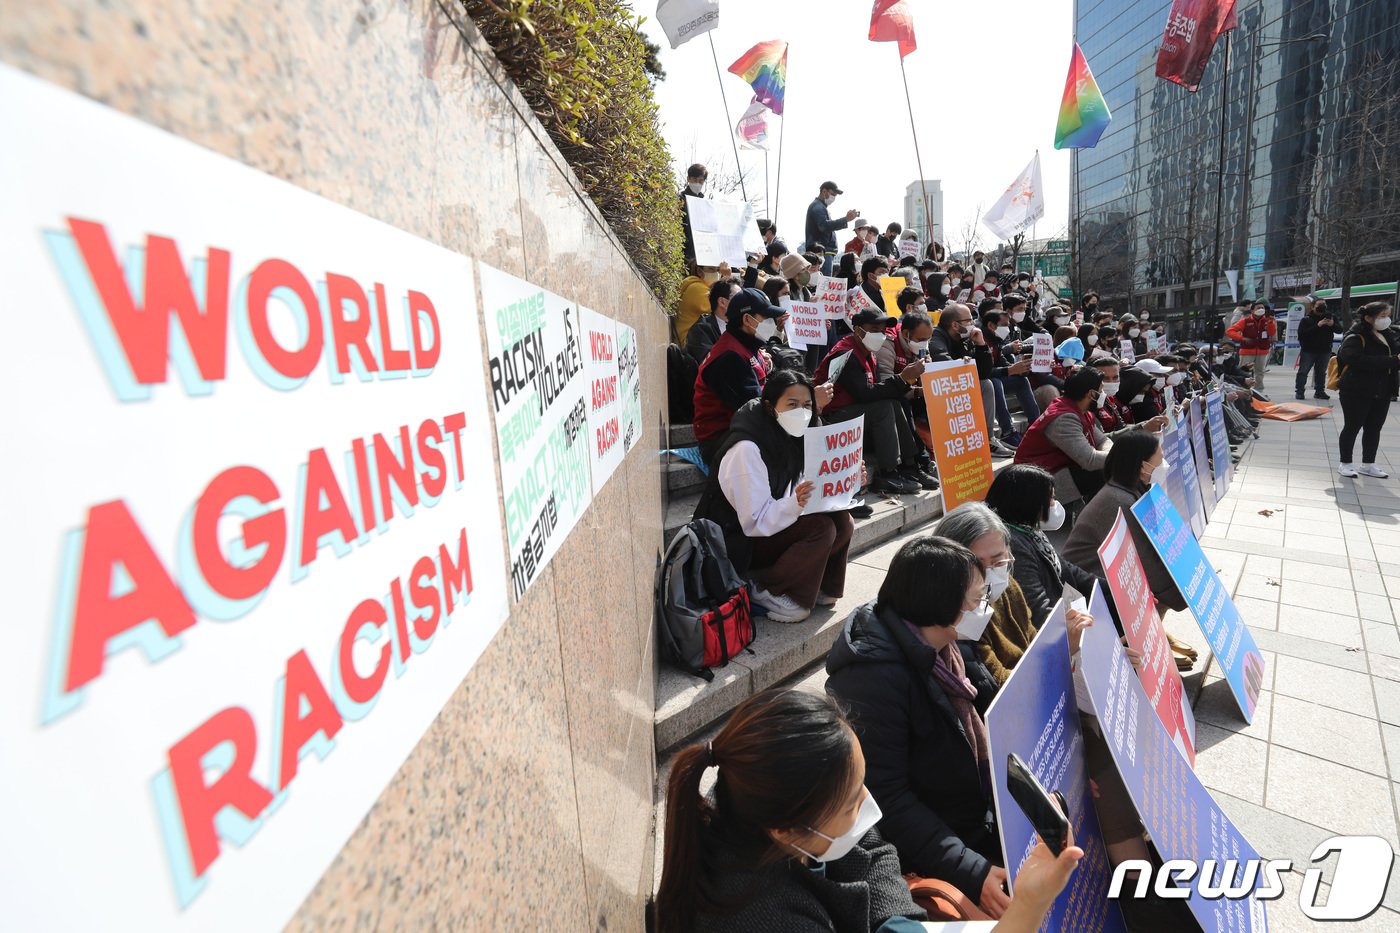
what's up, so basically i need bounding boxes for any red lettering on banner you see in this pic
[596,418,619,456]
[373,425,420,522]
[441,412,468,484]
[408,555,443,641]
[415,418,447,499]
[67,218,231,386]
[408,290,441,371]
[168,707,274,877]
[324,273,377,376]
[372,283,413,373]
[592,376,618,409]
[439,527,473,610]
[589,330,614,361]
[66,500,198,692]
[337,598,390,704]
[192,466,286,600]
[276,650,345,789]
[246,259,323,379]
[298,449,359,568]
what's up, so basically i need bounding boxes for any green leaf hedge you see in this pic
[463,0,684,310]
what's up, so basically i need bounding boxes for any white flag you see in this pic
[982,153,1046,241]
[735,97,771,150]
[656,0,719,50]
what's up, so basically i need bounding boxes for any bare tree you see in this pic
[678,136,760,208]
[955,203,985,260]
[1294,53,1400,311]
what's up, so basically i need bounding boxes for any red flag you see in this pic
[869,0,917,59]
[1154,0,1239,92]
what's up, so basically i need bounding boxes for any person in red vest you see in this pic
[815,308,934,495]
[1226,300,1277,389]
[693,288,783,467]
[1013,367,1112,506]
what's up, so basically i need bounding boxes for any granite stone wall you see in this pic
[1,1,664,928]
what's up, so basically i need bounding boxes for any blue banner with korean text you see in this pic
[1131,485,1266,722]
[1205,390,1234,501]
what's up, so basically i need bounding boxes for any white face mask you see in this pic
[1148,459,1169,487]
[1055,315,1070,325]
[1130,393,1146,404]
[861,330,887,352]
[716,316,728,334]
[1087,334,1099,345]
[1012,311,1026,322]
[1093,391,1106,409]
[776,407,812,438]
[949,277,962,286]
[1042,499,1066,532]
[754,317,778,342]
[1377,317,1393,331]
[956,601,994,641]
[823,193,836,205]
[995,326,1011,339]
[702,270,720,285]
[687,181,704,195]
[1167,372,1186,386]
[1253,309,1265,317]
[1129,328,1141,338]
[909,339,930,355]
[1154,377,1167,390]
[871,272,885,283]
[941,283,952,296]
[986,564,1011,602]
[794,792,883,864]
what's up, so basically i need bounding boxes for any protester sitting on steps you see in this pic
[656,687,1084,933]
[1012,367,1112,507]
[1062,431,1194,662]
[928,302,1014,459]
[825,537,1010,917]
[692,370,854,624]
[816,308,937,495]
[693,288,779,468]
[684,278,740,366]
[675,262,720,345]
[874,303,941,489]
[983,465,1113,632]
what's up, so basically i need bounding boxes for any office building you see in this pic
[1072,0,1400,334]
[903,179,944,249]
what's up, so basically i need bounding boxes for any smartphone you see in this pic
[1006,753,1070,856]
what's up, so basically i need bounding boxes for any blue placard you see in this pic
[1131,485,1266,722]
[1159,426,1192,536]
[1079,585,1270,932]
[1205,390,1233,501]
[1171,420,1208,539]
[1187,398,1217,520]
[985,602,1128,933]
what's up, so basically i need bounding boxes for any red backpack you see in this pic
[655,519,755,680]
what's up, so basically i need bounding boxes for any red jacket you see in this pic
[1014,396,1097,474]
[815,333,877,414]
[1096,394,1133,433]
[693,330,767,441]
[1227,313,1276,355]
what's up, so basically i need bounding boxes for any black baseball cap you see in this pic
[820,180,844,194]
[728,287,783,321]
[852,308,898,329]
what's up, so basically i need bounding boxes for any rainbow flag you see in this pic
[728,40,788,116]
[1055,42,1112,149]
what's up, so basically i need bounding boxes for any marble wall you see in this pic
[1,1,665,928]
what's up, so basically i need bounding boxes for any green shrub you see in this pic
[462,0,684,310]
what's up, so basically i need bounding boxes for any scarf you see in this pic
[932,642,992,798]
[1007,523,1061,578]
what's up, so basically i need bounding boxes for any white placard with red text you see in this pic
[1030,332,1054,373]
[786,300,827,350]
[580,306,624,493]
[802,418,865,513]
[0,65,510,931]
[814,274,849,322]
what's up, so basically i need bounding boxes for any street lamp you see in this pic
[1234,32,1327,299]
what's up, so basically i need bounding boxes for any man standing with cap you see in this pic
[806,181,859,276]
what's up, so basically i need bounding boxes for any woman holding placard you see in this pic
[693,370,855,623]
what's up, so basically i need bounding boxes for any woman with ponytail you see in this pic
[656,688,1083,933]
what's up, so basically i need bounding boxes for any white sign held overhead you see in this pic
[686,195,764,267]
[982,152,1046,241]
[0,64,510,931]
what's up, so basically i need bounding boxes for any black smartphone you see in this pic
[1005,753,1070,856]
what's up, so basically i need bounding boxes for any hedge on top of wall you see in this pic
[462,0,684,311]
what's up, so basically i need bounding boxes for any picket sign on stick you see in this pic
[802,417,865,514]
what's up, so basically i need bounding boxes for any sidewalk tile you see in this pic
[1279,580,1356,614]
[1369,653,1400,685]
[1364,621,1400,660]
[1235,596,1278,631]
[1237,573,1283,601]
[1353,570,1389,596]
[1194,722,1268,804]
[1265,746,1398,841]
[1272,655,1375,717]
[1381,723,1400,778]
[1244,555,1283,576]
[1374,678,1400,726]
[1358,593,1395,622]
[1247,628,1367,673]
[1275,605,1362,645]
[1277,562,1353,589]
[1270,694,1387,776]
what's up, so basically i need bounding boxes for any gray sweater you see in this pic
[1062,481,1187,612]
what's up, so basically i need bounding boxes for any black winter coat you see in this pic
[1004,524,1111,631]
[690,828,925,933]
[1337,323,1399,399]
[1296,313,1337,355]
[825,603,1001,902]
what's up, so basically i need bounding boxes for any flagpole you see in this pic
[898,57,934,249]
[1208,31,1232,324]
[765,149,771,219]
[774,112,785,233]
[708,33,749,204]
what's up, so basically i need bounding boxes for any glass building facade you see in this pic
[1072,0,1400,334]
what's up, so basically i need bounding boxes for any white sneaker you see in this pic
[751,587,811,623]
[815,592,839,607]
[1360,464,1390,478]
[1339,463,1359,478]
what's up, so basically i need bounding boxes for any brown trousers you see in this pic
[748,512,855,609]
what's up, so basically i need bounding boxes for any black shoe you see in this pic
[1296,392,1306,400]
[872,471,919,495]
[900,466,940,490]
[1314,392,1331,400]
[849,503,874,518]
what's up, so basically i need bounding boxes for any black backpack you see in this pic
[655,519,754,680]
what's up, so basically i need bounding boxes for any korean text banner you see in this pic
[1170,422,1209,539]
[1205,389,1235,500]
[1131,486,1266,722]
[1096,510,1196,764]
[0,64,510,931]
[480,265,593,599]
[616,322,643,456]
[1079,586,1268,932]
[1188,398,1218,520]
[985,602,1128,933]
[921,359,994,511]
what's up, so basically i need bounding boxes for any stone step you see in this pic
[667,423,696,449]
[663,458,706,495]
[654,458,1015,754]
